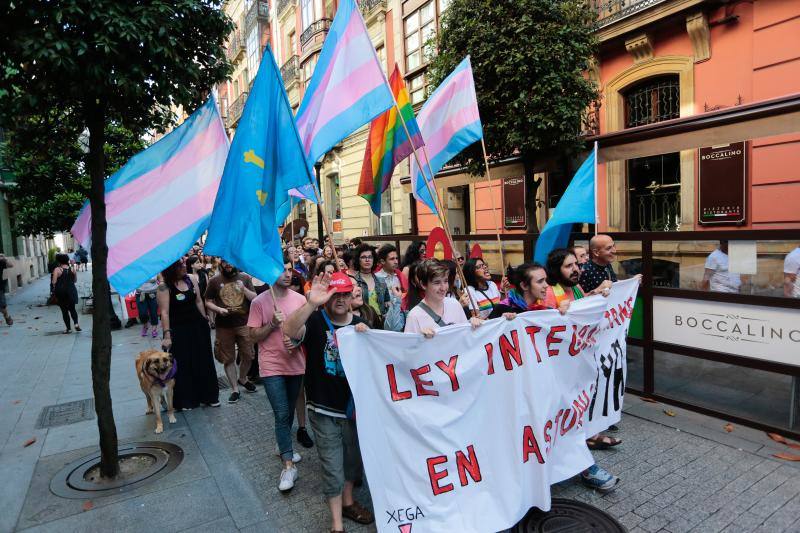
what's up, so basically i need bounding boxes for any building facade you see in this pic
[0,130,65,296]
[217,0,800,241]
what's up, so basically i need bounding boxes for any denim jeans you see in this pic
[262,375,304,462]
[136,294,158,326]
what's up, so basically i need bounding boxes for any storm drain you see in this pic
[513,499,626,532]
[36,399,95,429]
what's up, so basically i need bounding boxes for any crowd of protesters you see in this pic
[139,233,636,532]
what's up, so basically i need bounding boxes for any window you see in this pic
[623,75,682,231]
[301,0,323,30]
[302,54,319,89]
[328,173,342,221]
[408,73,426,105]
[438,0,450,12]
[376,44,386,74]
[404,1,436,72]
[379,185,393,235]
[246,27,259,78]
[287,31,297,60]
[624,75,680,129]
[301,0,313,30]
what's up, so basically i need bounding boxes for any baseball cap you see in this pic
[329,272,354,293]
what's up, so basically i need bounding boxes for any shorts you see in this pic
[308,410,363,497]
[214,325,254,365]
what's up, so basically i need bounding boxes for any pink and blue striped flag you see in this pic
[71,97,229,295]
[411,56,483,214]
[295,0,393,179]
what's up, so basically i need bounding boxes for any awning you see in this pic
[590,92,800,162]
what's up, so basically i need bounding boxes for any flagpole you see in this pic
[289,196,295,244]
[306,171,344,272]
[593,140,599,237]
[478,137,506,271]
[391,99,478,316]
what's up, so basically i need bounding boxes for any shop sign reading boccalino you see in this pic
[653,296,800,366]
[698,141,746,225]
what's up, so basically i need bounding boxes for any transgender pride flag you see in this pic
[295,0,393,173]
[71,97,229,295]
[411,56,483,214]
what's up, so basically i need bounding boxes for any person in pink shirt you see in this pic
[248,254,308,492]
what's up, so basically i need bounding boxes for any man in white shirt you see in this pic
[784,246,800,298]
[701,241,741,293]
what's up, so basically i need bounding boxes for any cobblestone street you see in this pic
[206,377,800,533]
[3,272,800,532]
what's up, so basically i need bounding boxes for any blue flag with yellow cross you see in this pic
[205,45,315,284]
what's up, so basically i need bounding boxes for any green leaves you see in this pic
[427,0,598,175]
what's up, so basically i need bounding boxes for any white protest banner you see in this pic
[338,278,639,533]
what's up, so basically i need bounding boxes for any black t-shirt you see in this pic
[579,261,618,294]
[302,310,365,417]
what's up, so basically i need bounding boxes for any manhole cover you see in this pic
[37,399,95,429]
[513,499,626,533]
[217,375,230,389]
[50,441,183,498]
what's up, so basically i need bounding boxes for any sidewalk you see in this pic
[1,270,800,532]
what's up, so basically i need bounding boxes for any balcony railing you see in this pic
[277,0,294,17]
[225,31,245,62]
[281,55,300,85]
[300,18,332,48]
[226,91,248,129]
[359,0,386,18]
[245,0,270,34]
[591,0,668,29]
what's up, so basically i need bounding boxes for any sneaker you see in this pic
[278,465,298,492]
[238,379,257,393]
[152,327,158,339]
[275,445,302,463]
[5,315,13,326]
[228,391,241,404]
[581,464,619,493]
[206,401,221,407]
[74,325,81,332]
[141,324,148,337]
[297,427,314,448]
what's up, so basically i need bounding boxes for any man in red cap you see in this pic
[284,271,373,532]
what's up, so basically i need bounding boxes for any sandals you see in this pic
[587,434,622,450]
[342,501,374,525]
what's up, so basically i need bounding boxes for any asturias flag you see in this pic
[533,143,597,264]
[70,97,229,295]
[358,64,424,216]
[204,46,315,285]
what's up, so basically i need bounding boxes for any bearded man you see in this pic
[205,260,258,403]
[543,248,587,310]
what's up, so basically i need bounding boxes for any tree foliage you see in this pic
[427,0,598,175]
[0,0,232,477]
[1,116,145,236]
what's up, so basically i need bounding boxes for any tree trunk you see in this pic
[523,157,542,234]
[86,101,119,479]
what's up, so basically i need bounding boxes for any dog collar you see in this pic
[154,360,177,387]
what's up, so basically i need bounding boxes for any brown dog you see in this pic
[135,349,177,434]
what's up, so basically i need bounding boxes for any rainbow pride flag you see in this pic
[358,64,424,216]
[71,97,229,295]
